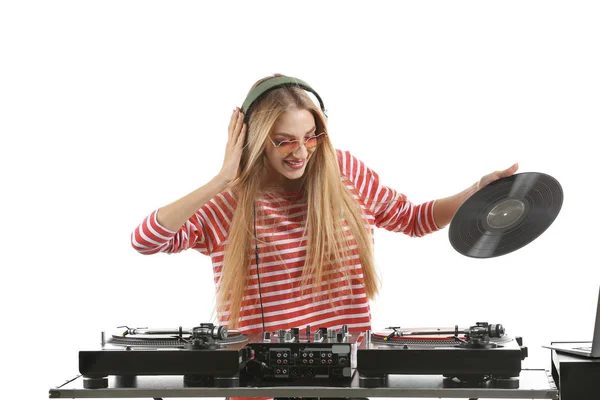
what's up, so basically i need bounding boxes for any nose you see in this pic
[291,141,309,158]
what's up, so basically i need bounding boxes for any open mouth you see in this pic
[284,159,306,169]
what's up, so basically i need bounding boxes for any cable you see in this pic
[253,202,267,333]
[55,375,82,389]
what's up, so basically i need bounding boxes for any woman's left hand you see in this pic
[477,163,519,190]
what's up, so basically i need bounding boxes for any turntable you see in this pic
[357,322,528,388]
[78,323,251,388]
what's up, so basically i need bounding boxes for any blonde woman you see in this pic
[131,74,517,334]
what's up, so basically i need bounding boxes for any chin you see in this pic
[279,164,308,181]
[282,169,306,181]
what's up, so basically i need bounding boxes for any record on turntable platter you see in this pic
[107,326,247,348]
[449,172,563,258]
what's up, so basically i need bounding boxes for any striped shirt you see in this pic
[131,150,438,334]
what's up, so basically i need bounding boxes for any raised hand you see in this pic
[219,107,247,184]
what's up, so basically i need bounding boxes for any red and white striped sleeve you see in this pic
[130,191,236,256]
[336,149,439,237]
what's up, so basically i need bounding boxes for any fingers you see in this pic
[235,123,247,147]
[228,108,245,142]
[500,163,519,177]
[228,108,238,141]
[233,108,244,136]
[479,163,519,190]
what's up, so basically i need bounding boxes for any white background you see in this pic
[1,1,599,400]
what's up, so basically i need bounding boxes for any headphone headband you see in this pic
[241,76,327,117]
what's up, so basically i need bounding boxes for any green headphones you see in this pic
[241,76,327,118]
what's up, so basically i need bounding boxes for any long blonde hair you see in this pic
[217,74,380,328]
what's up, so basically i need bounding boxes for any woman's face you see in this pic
[264,108,318,190]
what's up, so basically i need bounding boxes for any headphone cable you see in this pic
[254,202,267,333]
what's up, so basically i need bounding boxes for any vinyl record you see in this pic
[449,172,563,258]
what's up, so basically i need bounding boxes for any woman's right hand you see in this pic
[218,107,247,185]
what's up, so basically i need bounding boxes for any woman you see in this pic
[131,74,517,334]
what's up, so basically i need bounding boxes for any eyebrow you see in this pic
[273,126,316,138]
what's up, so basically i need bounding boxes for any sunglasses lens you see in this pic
[305,137,318,149]
[306,133,327,149]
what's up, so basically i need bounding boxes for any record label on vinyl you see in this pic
[449,172,563,258]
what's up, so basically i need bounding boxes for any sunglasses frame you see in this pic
[269,132,328,155]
